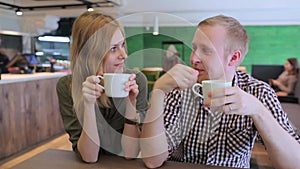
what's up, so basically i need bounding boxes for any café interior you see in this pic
[0,0,300,169]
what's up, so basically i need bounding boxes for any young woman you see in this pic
[269,58,299,96]
[56,11,148,163]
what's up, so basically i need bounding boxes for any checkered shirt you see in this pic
[164,71,300,168]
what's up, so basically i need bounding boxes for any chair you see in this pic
[141,67,163,95]
[251,64,284,83]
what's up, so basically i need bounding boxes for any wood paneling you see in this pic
[0,77,64,160]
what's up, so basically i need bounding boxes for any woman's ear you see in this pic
[228,50,241,66]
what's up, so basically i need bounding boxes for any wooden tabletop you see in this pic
[10,149,238,169]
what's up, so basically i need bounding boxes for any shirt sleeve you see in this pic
[163,89,184,157]
[255,83,300,143]
[56,75,83,157]
[135,71,148,124]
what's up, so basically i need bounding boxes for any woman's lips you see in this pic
[115,63,124,67]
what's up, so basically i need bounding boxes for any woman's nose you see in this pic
[119,48,127,59]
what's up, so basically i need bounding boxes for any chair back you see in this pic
[141,67,163,97]
[141,70,161,85]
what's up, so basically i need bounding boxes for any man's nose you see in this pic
[190,51,201,64]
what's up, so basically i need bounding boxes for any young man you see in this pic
[141,15,300,168]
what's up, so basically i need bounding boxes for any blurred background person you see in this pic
[162,44,181,72]
[269,57,299,96]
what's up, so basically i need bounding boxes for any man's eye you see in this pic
[201,47,212,54]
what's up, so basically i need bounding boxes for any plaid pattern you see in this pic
[164,71,300,168]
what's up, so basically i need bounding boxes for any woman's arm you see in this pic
[76,75,103,163]
[277,76,297,94]
[77,101,100,163]
[121,98,141,158]
[121,72,147,158]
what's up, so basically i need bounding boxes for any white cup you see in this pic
[192,80,231,102]
[97,73,131,98]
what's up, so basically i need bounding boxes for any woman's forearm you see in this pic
[121,123,140,158]
[78,102,100,163]
[122,99,140,158]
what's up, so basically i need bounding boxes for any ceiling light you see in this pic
[38,36,70,43]
[15,8,23,16]
[153,16,159,35]
[87,5,94,11]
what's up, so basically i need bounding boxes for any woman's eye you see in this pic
[110,46,116,52]
[122,42,125,48]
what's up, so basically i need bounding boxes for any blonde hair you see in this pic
[198,15,249,63]
[71,11,126,111]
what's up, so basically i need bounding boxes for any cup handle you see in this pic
[96,75,105,90]
[192,83,203,98]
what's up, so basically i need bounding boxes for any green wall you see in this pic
[125,26,196,70]
[125,25,300,73]
[244,25,300,72]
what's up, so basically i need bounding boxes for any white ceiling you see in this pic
[1,0,300,35]
[1,0,300,26]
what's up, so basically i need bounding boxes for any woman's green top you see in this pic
[56,69,148,158]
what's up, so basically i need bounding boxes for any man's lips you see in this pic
[194,68,205,74]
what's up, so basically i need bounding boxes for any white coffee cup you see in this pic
[97,73,131,98]
[192,80,231,102]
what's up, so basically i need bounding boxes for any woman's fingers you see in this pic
[124,74,139,94]
[82,75,103,103]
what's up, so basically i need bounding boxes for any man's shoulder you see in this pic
[236,71,268,85]
[236,71,276,99]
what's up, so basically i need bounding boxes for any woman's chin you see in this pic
[113,67,124,73]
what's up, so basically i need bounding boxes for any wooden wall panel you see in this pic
[0,77,64,160]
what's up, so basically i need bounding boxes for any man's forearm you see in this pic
[251,105,300,169]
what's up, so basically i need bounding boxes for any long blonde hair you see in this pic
[71,11,126,119]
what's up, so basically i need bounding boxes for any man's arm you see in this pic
[209,85,300,169]
[251,103,300,169]
[140,64,198,168]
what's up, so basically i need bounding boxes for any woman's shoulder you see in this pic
[58,74,72,85]
[57,74,72,91]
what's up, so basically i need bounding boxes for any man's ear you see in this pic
[228,50,241,66]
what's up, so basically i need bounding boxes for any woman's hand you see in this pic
[154,64,199,94]
[125,74,139,104]
[82,75,103,104]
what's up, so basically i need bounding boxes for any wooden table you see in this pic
[10,149,238,169]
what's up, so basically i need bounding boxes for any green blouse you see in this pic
[56,69,148,158]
